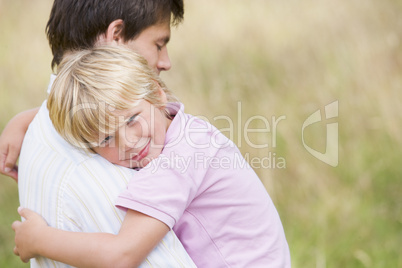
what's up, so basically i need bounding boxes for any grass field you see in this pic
[1,0,401,267]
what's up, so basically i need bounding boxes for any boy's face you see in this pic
[93,100,171,169]
[125,20,172,75]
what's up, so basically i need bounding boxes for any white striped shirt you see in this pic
[18,77,196,267]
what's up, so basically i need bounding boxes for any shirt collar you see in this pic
[47,74,57,94]
[164,102,186,146]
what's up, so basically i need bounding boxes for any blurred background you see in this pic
[1,0,401,267]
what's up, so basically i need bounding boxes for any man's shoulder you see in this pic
[22,100,92,165]
[19,140,136,233]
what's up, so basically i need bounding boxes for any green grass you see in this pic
[1,0,401,267]
[0,177,25,267]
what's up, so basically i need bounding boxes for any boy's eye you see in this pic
[101,135,113,145]
[127,114,138,126]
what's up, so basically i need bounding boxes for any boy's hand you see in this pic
[0,107,39,182]
[0,121,23,181]
[12,207,47,262]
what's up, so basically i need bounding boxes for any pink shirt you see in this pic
[116,103,290,267]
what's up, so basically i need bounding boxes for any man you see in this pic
[9,0,196,266]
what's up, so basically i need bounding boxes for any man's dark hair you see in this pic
[46,0,184,70]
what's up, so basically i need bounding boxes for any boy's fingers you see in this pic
[5,146,20,182]
[17,207,36,220]
[17,207,25,217]
[5,146,19,171]
[0,151,7,173]
[13,246,19,256]
[11,220,21,230]
[0,148,19,182]
[4,166,18,182]
[7,169,18,182]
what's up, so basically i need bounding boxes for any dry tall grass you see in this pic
[1,0,401,267]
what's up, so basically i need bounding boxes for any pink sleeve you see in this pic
[116,153,201,229]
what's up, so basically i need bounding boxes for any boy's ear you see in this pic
[97,19,125,45]
[156,82,167,104]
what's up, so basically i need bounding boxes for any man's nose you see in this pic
[157,49,171,73]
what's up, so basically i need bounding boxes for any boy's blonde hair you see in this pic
[47,45,177,151]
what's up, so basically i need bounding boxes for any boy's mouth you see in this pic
[131,139,151,162]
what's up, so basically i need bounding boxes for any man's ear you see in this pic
[97,19,125,45]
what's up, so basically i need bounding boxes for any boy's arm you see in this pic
[13,207,169,268]
[0,107,39,181]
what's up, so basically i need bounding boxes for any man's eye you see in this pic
[156,44,163,51]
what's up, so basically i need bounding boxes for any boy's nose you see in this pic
[119,130,140,151]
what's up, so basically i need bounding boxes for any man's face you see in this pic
[125,20,172,75]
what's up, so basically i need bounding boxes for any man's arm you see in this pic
[0,107,39,181]
[13,208,169,268]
